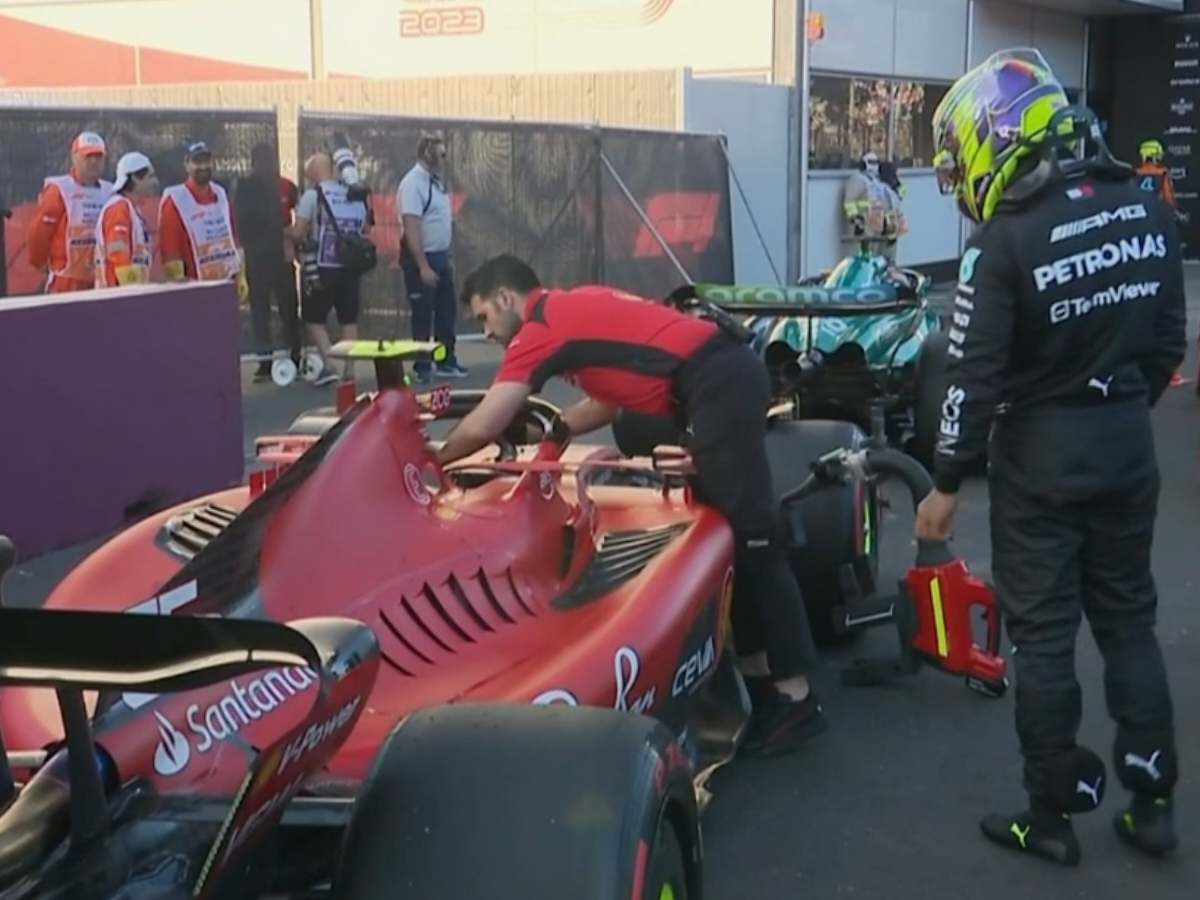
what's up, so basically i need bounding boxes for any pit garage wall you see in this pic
[800,0,1089,277]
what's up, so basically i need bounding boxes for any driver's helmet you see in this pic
[1139,139,1165,165]
[932,48,1072,223]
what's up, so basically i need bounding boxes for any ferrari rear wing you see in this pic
[0,535,378,899]
[674,283,918,317]
[0,606,320,694]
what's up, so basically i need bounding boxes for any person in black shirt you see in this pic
[235,144,301,380]
[917,50,1186,866]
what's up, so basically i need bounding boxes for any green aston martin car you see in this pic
[741,244,949,469]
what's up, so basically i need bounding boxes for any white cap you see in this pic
[72,131,107,157]
[113,151,153,192]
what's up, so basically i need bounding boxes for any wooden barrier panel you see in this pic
[0,282,243,561]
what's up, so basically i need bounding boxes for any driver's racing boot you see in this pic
[739,677,827,758]
[1114,794,1178,857]
[980,805,1081,867]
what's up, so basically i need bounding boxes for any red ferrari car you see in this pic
[0,341,747,899]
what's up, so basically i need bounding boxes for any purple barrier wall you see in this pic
[0,282,243,562]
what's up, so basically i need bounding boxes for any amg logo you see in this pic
[1049,281,1163,325]
[1034,234,1168,291]
[1049,205,1147,244]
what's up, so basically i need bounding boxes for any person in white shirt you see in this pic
[397,133,468,382]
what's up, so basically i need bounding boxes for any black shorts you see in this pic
[303,267,362,326]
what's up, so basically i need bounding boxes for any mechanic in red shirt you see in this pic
[437,255,826,756]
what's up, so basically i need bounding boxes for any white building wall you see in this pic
[808,0,970,80]
[971,1,1087,87]
[683,74,792,284]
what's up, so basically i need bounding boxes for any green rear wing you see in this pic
[683,283,916,317]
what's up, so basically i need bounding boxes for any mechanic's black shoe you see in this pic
[253,361,272,382]
[742,675,775,709]
[980,807,1081,867]
[1114,795,1178,858]
[740,687,827,758]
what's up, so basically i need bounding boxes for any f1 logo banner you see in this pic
[599,130,733,296]
[296,111,734,324]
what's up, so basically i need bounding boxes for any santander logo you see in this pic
[153,711,191,777]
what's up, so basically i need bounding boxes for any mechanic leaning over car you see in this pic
[915,49,1186,867]
[436,254,827,756]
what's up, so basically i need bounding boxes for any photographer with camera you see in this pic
[291,149,377,387]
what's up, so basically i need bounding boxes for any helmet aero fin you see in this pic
[1001,105,1133,208]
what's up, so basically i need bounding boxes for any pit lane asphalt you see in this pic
[7,272,1198,899]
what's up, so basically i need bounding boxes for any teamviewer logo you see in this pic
[153,711,191,777]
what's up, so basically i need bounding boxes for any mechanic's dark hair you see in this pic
[460,254,541,306]
[120,167,152,194]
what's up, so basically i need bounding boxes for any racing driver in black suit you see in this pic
[914,50,1187,866]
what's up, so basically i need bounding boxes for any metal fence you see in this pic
[0,104,734,353]
[298,111,734,339]
[0,106,278,296]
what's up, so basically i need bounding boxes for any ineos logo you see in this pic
[399,6,485,38]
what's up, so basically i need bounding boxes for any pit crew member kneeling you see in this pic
[915,50,1186,865]
[437,254,827,756]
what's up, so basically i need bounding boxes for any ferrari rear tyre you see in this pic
[643,811,689,900]
[332,703,702,900]
[766,419,878,645]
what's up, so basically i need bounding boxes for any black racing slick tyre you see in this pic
[766,419,879,645]
[644,811,690,900]
[911,330,949,472]
[332,703,702,900]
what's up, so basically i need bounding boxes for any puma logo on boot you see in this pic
[1124,750,1163,782]
[1076,776,1103,808]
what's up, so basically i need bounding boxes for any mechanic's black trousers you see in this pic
[676,337,819,680]
[990,468,1175,802]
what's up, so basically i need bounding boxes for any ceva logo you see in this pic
[153,711,191,777]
